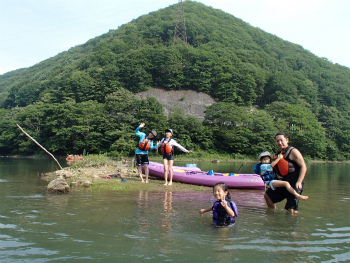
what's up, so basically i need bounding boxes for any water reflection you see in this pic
[160,192,173,255]
[46,193,70,211]
[136,190,150,234]
[162,192,173,225]
[213,227,238,262]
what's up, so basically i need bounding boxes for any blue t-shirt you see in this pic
[135,126,157,155]
[260,164,272,175]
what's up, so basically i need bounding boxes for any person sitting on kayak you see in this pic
[254,151,308,200]
[135,123,158,183]
[199,182,238,227]
[156,128,191,186]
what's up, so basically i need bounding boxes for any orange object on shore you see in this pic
[66,155,83,161]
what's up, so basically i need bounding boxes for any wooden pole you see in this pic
[16,124,63,170]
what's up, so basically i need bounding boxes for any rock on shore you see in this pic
[46,178,70,193]
[43,159,136,193]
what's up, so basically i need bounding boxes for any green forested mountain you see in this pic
[1,1,350,160]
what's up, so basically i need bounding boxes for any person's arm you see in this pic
[135,123,145,136]
[172,140,191,153]
[289,149,307,190]
[199,205,213,215]
[155,138,164,150]
[221,199,235,217]
[150,140,159,150]
[270,153,283,168]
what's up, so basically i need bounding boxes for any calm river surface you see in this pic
[0,157,349,263]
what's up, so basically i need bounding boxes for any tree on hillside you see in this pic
[204,103,277,156]
[265,102,326,158]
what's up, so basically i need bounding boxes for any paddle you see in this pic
[236,163,244,173]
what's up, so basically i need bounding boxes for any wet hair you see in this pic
[274,132,288,139]
[213,182,231,201]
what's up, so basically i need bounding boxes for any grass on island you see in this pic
[47,154,209,193]
[88,176,208,193]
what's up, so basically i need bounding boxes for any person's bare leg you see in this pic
[288,208,298,215]
[264,193,276,209]
[163,159,168,185]
[137,166,144,182]
[144,164,149,183]
[168,160,174,185]
[272,181,308,200]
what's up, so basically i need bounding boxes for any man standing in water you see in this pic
[264,132,307,214]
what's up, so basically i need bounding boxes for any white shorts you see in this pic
[267,180,277,190]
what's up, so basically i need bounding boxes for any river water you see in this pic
[0,157,349,263]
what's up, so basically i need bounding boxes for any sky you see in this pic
[1,0,349,75]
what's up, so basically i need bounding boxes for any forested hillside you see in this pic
[0,1,350,160]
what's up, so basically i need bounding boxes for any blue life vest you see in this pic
[212,198,238,226]
[254,163,277,182]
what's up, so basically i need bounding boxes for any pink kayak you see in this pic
[146,162,265,190]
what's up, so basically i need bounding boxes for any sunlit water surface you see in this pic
[0,158,349,262]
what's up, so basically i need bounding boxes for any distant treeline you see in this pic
[0,88,346,160]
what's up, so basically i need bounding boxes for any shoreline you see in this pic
[42,156,211,193]
[38,154,350,194]
[2,154,349,164]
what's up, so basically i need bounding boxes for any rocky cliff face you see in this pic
[134,88,216,121]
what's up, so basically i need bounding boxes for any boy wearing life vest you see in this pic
[135,123,158,183]
[264,132,308,214]
[254,151,308,201]
[156,129,192,185]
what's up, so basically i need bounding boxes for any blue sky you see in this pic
[1,0,349,75]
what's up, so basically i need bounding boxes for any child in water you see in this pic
[254,151,309,200]
[199,182,238,226]
[156,128,191,185]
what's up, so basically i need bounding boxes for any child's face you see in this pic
[165,131,172,138]
[213,185,227,201]
[261,156,271,164]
